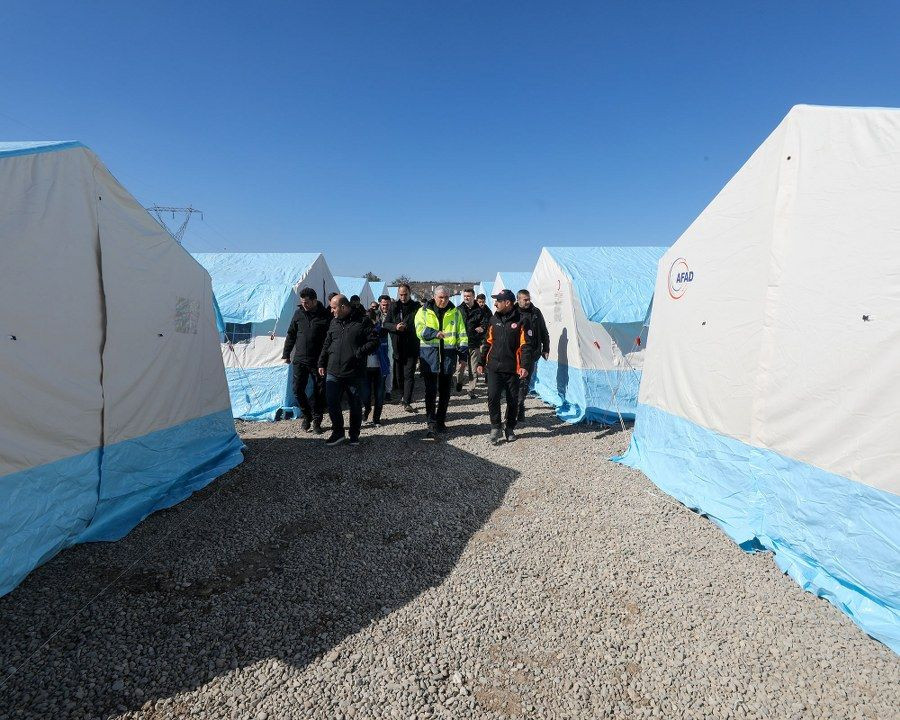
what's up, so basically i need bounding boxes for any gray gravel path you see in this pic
[0,389,897,720]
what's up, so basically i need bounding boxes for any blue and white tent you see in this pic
[475,280,494,299]
[492,272,533,297]
[193,253,338,421]
[387,285,400,299]
[529,246,667,424]
[368,280,386,300]
[335,276,375,307]
[619,106,900,652]
[0,141,243,596]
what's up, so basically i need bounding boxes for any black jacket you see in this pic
[459,302,492,350]
[318,308,379,379]
[480,307,533,375]
[383,299,422,358]
[519,304,550,357]
[282,301,332,365]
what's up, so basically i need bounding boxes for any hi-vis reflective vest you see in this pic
[415,302,469,374]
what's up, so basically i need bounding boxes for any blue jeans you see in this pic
[325,374,363,439]
[362,368,385,423]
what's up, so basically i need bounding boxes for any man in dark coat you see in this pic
[477,289,533,445]
[318,295,379,446]
[515,289,550,421]
[382,283,421,412]
[283,287,332,433]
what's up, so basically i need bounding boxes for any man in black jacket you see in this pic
[516,289,550,421]
[382,283,421,412]
[283,287,332,433]
[477,289,533,445]
[459,289,492,399]
[318,295,379,446]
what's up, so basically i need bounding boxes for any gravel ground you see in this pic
[0,387,897,720]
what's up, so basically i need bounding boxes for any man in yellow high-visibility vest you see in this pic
[415,285,468,440]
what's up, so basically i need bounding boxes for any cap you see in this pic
[492,289,515,302]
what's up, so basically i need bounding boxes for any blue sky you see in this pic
[3,1,900,282]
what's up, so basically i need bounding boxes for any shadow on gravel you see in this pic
[0,434,519,718]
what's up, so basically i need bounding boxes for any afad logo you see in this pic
[668,257,694,300]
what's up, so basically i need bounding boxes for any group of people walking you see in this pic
[282,282,549,446]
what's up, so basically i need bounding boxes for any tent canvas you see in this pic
[193,253,338,421]
[387,285,400,299]
[335,276,375,307]
[1,141,242,596]
[492,272,533,297]
[530,246,667,424]
[368,280,386,299]
[618,105,900,652]
[475,280,494,299]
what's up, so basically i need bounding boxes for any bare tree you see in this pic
[392,274,411,286]
[364,271,381,282]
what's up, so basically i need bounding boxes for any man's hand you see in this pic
[318,368,325,377]
[476,365,484,375]
[396,322,406,332]
[436,331,447,339]
[475,326,484,334]
[542,352,549,361]
[517,368,528,379]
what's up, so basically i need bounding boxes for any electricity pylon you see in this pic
[147,205,203,244]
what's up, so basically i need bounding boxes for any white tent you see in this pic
[387,285,400,299]
[193,253,338,421]
[369,280,386,299]
[0,141,243,596]
[492,271,532,297]
[530,246,667,424]
[619,106,900,652]
[335,276,375,307]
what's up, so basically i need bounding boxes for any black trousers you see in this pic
[394,354,418,404]
[517,360,536,417]
[488,370,521,430]
[325,375,363,439]
[421,366,452,425]
[292,362,326,421]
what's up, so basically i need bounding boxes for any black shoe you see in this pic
[435,422,448,435]
[312,419,324,434]
[468,391,476,400]
[372,421,383,428]
[301,417,312,432]
[490,428,504,446]
[385,392,393,402]
[455,382,463,392]
[325,433,346,447]
[403,404,415,413]
[505,428,517,443]
[274,408,284,421]
[348,437,360,446]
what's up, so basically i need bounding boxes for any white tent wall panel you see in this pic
[0,149,104,474]
[94,158,231,445]
[639,119,787,444]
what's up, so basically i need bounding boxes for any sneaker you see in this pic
[403,404,415,413]
[505,428,517,443]
[490,428,504,446]
[301,417,312,432]
[312,419,324,434]
[325,433,346,447]
[348,437,360,446]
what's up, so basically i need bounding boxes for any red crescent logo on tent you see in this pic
[668,257,694,300]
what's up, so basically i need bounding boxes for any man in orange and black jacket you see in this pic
[476,289,533,445]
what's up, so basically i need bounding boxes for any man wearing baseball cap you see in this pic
[476,289,533,445]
